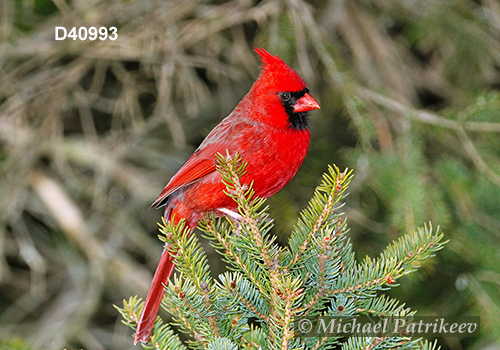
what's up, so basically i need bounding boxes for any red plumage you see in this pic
[134,48,320,344]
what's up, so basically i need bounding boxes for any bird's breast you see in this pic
[239,127,310,198]
[172,126,310,220]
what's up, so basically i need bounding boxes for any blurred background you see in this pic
[1,0,500,349]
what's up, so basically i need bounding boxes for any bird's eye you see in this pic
[280,92,291,102]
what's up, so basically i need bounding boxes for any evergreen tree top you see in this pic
[117,153,446,350]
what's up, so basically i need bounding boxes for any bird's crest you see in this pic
[253,47,306,93]
[254,47,286,69]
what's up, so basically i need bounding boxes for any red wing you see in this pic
[151,157,216,208]
[151,114,252,209]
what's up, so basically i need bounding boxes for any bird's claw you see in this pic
[217,208,244,234]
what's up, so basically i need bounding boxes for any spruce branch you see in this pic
[355,295,410,317]
[214,152,285,341]
[117,155,446,350]
[286,165,353,277]
[322,224,446,306]
[115,297,186,350]
[201,217,271,303]
[215,152,281,288]
[161,218,221,340]
[160,218,213,293]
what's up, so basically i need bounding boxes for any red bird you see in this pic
[134,48,320,344]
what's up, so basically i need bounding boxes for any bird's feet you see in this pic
[217,208,244,234]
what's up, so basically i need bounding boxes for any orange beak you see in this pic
[293,92,320,113]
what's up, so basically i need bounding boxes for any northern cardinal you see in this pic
[134,48,320,344]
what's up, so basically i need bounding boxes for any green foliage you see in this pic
[118,155,446,350]
[0,337,32,350]
[117,296,186,350]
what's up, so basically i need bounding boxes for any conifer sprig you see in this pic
[115,296,186,350]
[214,152,281,298]
[117,155,445,350]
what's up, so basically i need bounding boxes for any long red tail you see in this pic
[134,246,175,344]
